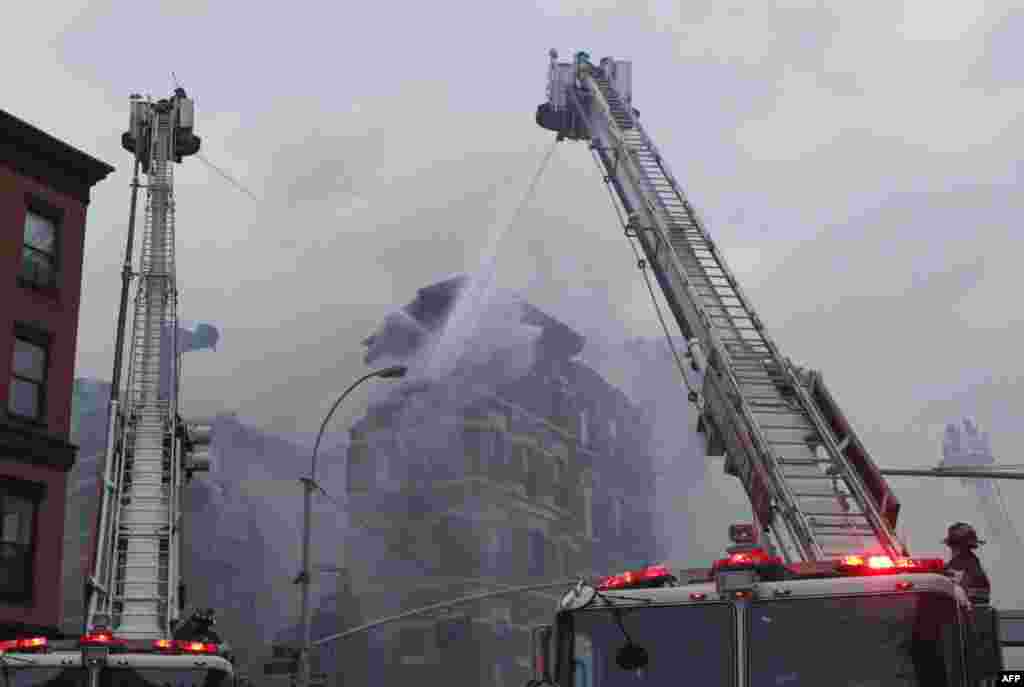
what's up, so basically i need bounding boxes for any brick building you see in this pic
[0,109,113,636]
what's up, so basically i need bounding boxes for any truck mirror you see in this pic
[531,625,554,684]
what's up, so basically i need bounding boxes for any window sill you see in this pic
[16,278,60,299]
[4,412,48,430]
[0,590,34,606]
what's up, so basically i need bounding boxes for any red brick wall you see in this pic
[0,161,89,630]
[0,460,68,628]
[0,163,87,437]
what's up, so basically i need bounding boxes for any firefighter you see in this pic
[172,607,222,643]
[942,522,991,605]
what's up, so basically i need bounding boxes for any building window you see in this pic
[346,442,373,492]
[493,430,507,467]
[524,467,538,500]
[8,330,49,422]
[527,530,545,577]
[583,484,594,539]
[487,529,511,575]
[398,625,430,657]
[0,481,42,601]
[464,428,494,473]
[435,614,471,649]
[21,208,59,289]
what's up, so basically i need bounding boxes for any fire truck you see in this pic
[0,91,234,687]
[528,50,1012,686]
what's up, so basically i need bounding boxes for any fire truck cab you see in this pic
[530,552,1004,687]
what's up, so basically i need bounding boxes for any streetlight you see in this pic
[296,365,407,687]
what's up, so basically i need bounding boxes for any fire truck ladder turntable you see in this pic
[538,51,907,564]
[85,90,206,641]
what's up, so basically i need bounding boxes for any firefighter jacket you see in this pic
[944,551,991,604]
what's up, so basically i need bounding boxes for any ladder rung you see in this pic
[793,492,853,499]
[716,326,760,333]
[806,524,872,536]
[805,512,867,518]
[781,475,842,480]
[118,564,170,570]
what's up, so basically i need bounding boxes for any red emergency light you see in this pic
[838,555,945,575]
[0,637,48,652]
[712,548,782,570]
[596,564,675,590]
[176,640,218,654]
[151,638,218,654]
[79,630,126,646]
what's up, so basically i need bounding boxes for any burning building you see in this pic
[307,276,662,687]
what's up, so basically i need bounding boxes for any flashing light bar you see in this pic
[152,639,218,654]
[712,548,782,570]
[176,640,218,654]
[838,555,945,575]
[596,564,675,590]
[77,633,218,653]
[0,637,48,652]
[80,631,125,646]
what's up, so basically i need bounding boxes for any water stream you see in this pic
[424,141,559,382]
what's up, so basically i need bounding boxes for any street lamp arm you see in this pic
[309,370,383,481]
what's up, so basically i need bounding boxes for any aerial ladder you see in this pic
[536,50,907,565]
[81,87,210,641]
[0,87,233,687]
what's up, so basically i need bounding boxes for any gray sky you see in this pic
[9,1,1024,600]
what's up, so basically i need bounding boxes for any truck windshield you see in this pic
[559,603,735,687]
[2,667,230,687]
[748,592,963,687]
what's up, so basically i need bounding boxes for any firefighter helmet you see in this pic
[943,522,985,548]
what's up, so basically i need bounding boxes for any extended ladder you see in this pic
[539,52,905,563]
[88,96,185,640]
